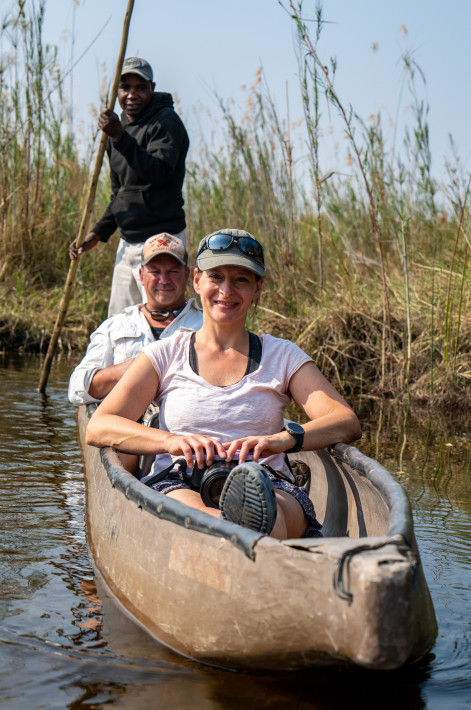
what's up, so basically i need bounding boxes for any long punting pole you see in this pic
[38,0,135,393]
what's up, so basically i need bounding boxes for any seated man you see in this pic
[68,233,202,405]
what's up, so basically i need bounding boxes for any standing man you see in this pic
[68,234,202,406]
[69,57,189,316]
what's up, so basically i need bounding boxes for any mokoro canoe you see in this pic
[77,404,437,671]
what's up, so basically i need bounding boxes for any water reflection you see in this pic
[0,356,470,709]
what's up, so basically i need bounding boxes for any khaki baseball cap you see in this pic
[141,233,188,266]
[121,57,153,82]
[196,228,265,277]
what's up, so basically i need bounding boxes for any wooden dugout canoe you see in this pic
[78,404,437,671]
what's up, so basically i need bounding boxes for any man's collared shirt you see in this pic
[68,299,203,405]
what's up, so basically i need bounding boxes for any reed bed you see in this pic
[0,0,469,411]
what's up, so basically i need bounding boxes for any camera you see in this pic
[184,457,240,508]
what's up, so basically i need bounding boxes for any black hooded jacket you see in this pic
[92,92,189,244]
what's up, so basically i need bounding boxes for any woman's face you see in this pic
[194,265,263,325]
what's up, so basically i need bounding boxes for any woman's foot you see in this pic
[219,462,277,533]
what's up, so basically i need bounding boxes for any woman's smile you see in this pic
[210,295,242,316]
[213,298,239,308]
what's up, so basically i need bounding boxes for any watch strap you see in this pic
[282,424,304,454]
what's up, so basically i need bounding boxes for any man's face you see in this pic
[140,254,189,311]
[118,73,155,119]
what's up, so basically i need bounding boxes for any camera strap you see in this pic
[263,463,293,483]
[142,458,187,488]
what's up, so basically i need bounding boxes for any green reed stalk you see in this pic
[294,0,325,286]
[453,249,468,371]
[281,0,393,381]
[398,403,410,475]
[186,79,301,286]
[285,82,295,252]
[401,52,437,219]
[429,259,435,396]
[443,174,471,364]
[0,0,98,286]
[254,75,298,260]
[398,213,412,402]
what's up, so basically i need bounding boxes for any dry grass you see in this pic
[0,0,470,414]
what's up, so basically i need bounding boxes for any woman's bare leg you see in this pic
[118,452,138,474]
[167,488,308,536]
[167,488,220,517]
[270,490,307,539]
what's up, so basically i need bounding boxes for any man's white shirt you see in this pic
[68,299,203,405]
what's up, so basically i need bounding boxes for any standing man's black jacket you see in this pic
[93,92,189,244]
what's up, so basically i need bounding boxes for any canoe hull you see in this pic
[78,405,437,671]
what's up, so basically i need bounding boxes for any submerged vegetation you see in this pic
[0,0,469,410]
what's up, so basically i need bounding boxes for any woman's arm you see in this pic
[224,361,361,462]
[288,361,362,449]
[86,352,227,468]
[86,352,165,452]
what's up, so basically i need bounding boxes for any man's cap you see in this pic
[121,57,153,82]
[141,233,188,266]
[196,228,265,277]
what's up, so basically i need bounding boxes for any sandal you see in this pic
[219,462,277,534]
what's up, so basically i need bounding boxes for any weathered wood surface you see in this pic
[77,405,437,671]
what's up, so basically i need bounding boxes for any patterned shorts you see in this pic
[150,467,322,537]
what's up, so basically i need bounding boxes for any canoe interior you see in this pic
[78,404,437,671]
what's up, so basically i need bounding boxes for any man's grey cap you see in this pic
[196,228,265,277]
[121,57,153,82]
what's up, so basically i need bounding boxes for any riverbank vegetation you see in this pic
[0,0,469,410]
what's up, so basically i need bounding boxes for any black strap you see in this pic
[189,331,198,373]
[263,463,292,483]
[150,326,165,340]
[189,332,262,378]
[245,331,262,376]
[142,458,187,488]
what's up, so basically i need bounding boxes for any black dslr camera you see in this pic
[184,457,240,509]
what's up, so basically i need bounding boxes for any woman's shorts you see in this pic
[150,467,322,537]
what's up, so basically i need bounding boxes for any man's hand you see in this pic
[98,107,124,141]
[69,231,100,260]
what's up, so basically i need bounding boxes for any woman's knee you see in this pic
[272,490,307,539]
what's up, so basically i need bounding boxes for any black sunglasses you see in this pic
[197,233,264,264]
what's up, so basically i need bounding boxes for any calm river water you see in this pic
[0,355,470,709]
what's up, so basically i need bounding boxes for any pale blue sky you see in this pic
[30,0,471,184]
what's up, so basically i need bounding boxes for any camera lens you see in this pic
[200,461,236,508]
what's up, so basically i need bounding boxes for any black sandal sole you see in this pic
[219,463,277,534]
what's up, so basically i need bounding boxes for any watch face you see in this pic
[287,422,304,435]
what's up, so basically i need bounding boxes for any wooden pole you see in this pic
[38,0,135,393]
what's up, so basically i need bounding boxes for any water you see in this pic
[0,355,470,709]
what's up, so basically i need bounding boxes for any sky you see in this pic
[9,0,471,186]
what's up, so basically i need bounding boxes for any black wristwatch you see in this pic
[281,421,305,453]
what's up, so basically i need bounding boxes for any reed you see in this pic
[0,0,113,343]
[294,0,326,287]
[0,0,469,410]
[397,212,412,402]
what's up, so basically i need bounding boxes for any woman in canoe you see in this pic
[87,228,361,538]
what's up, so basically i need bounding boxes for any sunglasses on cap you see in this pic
[196,233,264,264]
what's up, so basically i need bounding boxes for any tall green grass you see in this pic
[0,0,469,410]
[185,2,470,408]
[0,0,113,347]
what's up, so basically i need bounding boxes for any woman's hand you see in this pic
[223,432,294,463]
[165,434,228,470]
